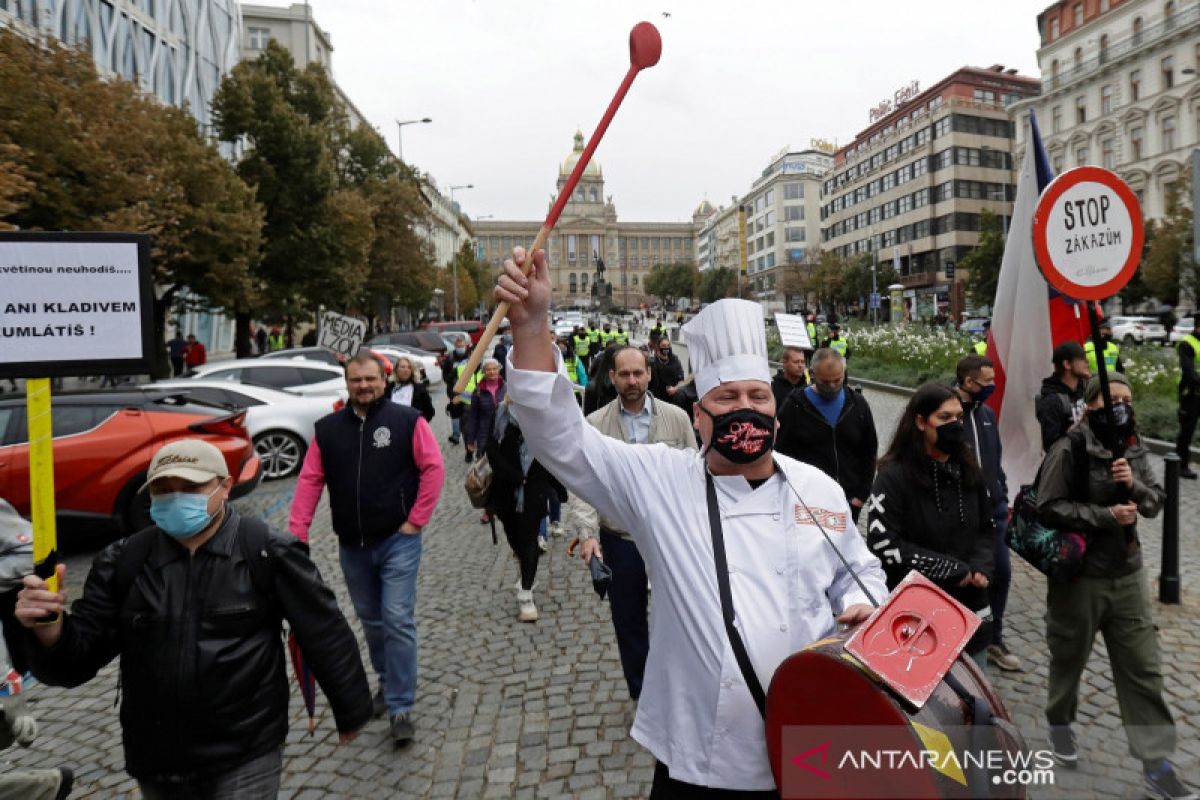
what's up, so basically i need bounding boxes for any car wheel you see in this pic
[1123,335,1136,346]
[254,430,306,480]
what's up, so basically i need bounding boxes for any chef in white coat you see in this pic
[497,247,888,798]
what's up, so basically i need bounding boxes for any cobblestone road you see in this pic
[5,362,1199,798]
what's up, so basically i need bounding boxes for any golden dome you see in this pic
[694,198,716,217]
[561,129,602,177]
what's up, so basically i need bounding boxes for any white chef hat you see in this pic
[681,299,771,399]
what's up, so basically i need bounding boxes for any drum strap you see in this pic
[705,470,768,718]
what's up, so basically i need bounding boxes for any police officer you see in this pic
[1084,323,1124,375]
[573,325,592,372]
[614,325,629,345]
[1176,329,1200,479]
[822,322,851,360]
[587,321,602,358]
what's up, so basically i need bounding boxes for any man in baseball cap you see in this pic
[16,439,372,795]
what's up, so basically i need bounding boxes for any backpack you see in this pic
[1007,431,1090,580]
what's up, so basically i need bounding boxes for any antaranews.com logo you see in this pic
[781,725,1056,799]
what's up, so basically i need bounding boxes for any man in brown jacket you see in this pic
[1035,374,1193,800]
[575,346,696,700]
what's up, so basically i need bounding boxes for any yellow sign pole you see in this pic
[27,378,59,614]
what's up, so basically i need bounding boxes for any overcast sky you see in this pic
[298,0,1052,222]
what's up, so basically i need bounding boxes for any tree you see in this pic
[358,176,437,324]
[0,144,30,229]
[1142,181,1192,307]
[803,251,846,313]
[644,262,696,305]
[212,41,373,353]
[963,209,1005,309]
[696,267,736,303]
[0,30,262,376]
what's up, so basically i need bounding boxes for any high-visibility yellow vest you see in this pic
[614,330,629,345]
[829,337,848,357]
[1177,335,1200,385]
[588,328,601,344]
[269,333,284,351]
[564,354,582,386]
[573,334,590,358]
[601,330,616,345]
[974,340,988,356]
[1084,340,1120,374]
[456,363,481,403]
[806,322,817,344]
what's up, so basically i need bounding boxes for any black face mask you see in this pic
[813,381,841,401]
[1089,402,1135,445]
[700,404,776,464]
[933,420,967,457]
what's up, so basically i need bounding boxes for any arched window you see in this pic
[588,187,597,202]
[1074,47,1083,71]
[1051,59,1060,88]
[1073,4,1083,27]
[1133,16,1144,44]
[1099,34,1109,63]
[568,273,577,293]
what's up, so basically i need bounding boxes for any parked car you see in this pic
[1169,317,1195,345]
[553,320,578,338]
[366,345,440,385]
[423,319,484,345]
[368,331,447,356]
[1108,315,1168,345]
[152,380,340,479]
[187,359,348,399]
[259,346,344,367]
[0,390,261,534]
[960,317,990,337]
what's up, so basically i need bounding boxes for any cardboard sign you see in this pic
[775,312,813,349]
[1032,166,1144,301]
[843,572,981,709]
[319,311,366,359]
[0,232,153,378]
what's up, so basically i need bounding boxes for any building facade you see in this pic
[821,66,1040,320]
[0,0,240,138]
[240,2,369,130]
[695,198,740,275]
[474,131,702,310]
[741,149,832,311]
[1009,0,1200,221]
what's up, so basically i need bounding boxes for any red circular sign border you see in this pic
[1032,166,1145,302]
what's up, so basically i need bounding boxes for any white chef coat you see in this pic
[506,348,888,791]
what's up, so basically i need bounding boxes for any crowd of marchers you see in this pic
[3,274,1197,798]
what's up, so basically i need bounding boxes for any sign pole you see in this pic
[1084,302,1120,456]
[26,377,60,621]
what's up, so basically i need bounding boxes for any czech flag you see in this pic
[984,111,1091,498]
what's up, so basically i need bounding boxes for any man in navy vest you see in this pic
[290,353,446,745]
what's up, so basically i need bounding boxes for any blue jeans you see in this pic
[451,415,461,438]
[339,533,422,716]
[600,530,649,700]
[138,748,282,800]
[538,493,563,537]
[988,507,1011,646]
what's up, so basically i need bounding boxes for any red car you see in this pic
[423,319,485,345]
[0,389,262,534]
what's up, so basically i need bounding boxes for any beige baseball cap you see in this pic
[139,439,230,493]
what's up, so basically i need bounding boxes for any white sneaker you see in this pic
[517,589,538,622]
[537,535,549,552]
[549,521,564,538]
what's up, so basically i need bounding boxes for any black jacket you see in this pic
[315,398,422,547]
[485,415,566,519]
[960,392,1008,513]
[1035,375,1086,451]
[775,386,878,504]
[770,369,808,411]
[867,459,995,616]
[28,507,371,780]
[648,353,685,402]
[389,381,434,422]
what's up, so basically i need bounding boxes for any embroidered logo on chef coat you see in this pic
[794,506,847,532]
[372,427,392,449]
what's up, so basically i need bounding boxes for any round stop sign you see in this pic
[1032,166,1144,301]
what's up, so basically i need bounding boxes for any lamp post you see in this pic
[395,117,431,162]
[449,184,474,205]
[447,186,475,320]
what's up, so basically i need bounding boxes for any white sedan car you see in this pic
[153,380,338,479]
[368,345,442,386]
[187,359,348,399]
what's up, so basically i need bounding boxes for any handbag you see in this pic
[1006,432,1089,580]
[464,453,493,509]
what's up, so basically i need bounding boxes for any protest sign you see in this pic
[319,310,367,359]
[0,232,153,378]
[774,312,813,349]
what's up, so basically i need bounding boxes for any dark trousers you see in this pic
[170,356,185,376]
[498,507,542,590]
[1176,399,1200,467]
[138,748,282,800]
[987,508,1011,645]
[600,529,649,700]
[650,762,779,799]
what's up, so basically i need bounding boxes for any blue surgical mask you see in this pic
[454,347,466,357]
[503,334,513,346]
[150,488,219,539]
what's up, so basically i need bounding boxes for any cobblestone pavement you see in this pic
[5,368,1199,799]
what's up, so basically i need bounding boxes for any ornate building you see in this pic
[474,131,704,309]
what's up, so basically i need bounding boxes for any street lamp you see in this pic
[449,184,474,204]
[395,117,431,162]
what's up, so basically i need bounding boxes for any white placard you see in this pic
[1039,183,1134,289]
[774,312,813,349]
[319,311,367,358]
[0,239,145,366]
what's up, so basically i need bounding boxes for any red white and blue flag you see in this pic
[984,112,1091,497]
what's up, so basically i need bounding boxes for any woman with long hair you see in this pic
[389,355,434,421]
[867,382,995,667]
